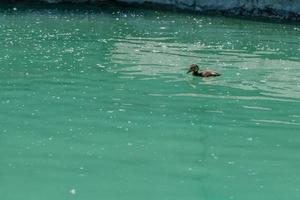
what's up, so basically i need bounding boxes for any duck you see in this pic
[187,64,221,77]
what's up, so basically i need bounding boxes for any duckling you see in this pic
[187,64,221,77]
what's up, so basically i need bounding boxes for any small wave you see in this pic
[242,106,272,111]
[251,119,300,126]
[150,93,300,103]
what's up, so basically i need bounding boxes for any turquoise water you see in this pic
[1,5,300,200]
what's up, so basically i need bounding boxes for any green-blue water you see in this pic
[1,5,300,200]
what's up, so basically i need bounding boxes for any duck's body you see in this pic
[191,70,221,77]
[187,64,221,77]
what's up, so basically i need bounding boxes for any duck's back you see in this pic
[200,70,221,77]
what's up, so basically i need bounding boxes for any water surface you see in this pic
[1,5,300,200]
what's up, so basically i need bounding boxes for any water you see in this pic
[1,4,300,200]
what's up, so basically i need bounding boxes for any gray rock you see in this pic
[35,0,300,20]
[176,0,195,10]
[116,0,300,20]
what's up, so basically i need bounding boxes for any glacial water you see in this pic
[0,4,300,200]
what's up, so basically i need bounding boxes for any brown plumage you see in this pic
[187,64,221,77]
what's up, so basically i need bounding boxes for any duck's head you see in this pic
[187,64,199,74]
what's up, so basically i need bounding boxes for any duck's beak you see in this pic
[187,69,192,74]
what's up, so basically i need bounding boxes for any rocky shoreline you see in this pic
[5,0,300,21]
[115,0,300,21]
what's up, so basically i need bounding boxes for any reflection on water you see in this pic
[0,5,300,200]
